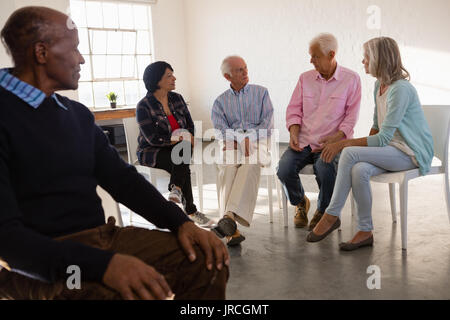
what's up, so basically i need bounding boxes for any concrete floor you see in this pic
[121,142,450,300]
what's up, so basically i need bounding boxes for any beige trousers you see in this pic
[217,139,270,227]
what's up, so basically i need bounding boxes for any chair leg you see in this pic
[129,207,133,226]
[282,190,288,228]
[276,178,282,209]
[389,183,397,223]
[268,175,273,223]
[445,168,450,224]
[350,192,356,217]
[115,203,124,227]
[399,180,409,250]
[215,165,221,215]
[346,192,358,232]
[149,169,157,186]
[196,165,204,213]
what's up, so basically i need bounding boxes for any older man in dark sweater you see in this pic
[0,6,229,300]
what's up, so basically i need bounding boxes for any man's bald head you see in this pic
[1,6,72,67]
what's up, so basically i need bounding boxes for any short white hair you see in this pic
[220,55,243,76]
[309,33,338,55]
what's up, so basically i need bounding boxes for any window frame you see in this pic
[70,0,154,109]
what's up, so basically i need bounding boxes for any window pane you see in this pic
[108,81,125,105]
[133,5,149,30]
[121,55,136,78]
[93,82,109,108]
[106,56,122,78]
[78,28,90,55]
[118,4,134,29]
[92,55,107,79]
[102,2,119,29]
[78,82,93,107]
[74,2,153,110]
[70,0,87,28]
[139,81,147,97]
[86,1,103,28]
[124,80,139,105]
[90,30,107,54]
[79,56,92,81]
[137,55,152,78]
[107,31,122,55]
[137,31,150,54]
[122,32,136,55]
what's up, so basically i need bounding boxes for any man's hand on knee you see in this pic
[177,221,230,272]
[102,254,173,300]
[289,125,303,152]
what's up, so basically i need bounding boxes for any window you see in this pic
[69,0,153,109]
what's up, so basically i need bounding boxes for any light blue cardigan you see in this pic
[367,79,434,175]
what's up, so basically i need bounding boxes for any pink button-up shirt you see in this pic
[286,64,361,150]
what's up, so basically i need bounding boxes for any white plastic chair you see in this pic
[215,137,283,224]
[97,186,124,227]
[122,117,204,223]
[350,105,450,250]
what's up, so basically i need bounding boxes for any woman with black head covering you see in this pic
[136,61,213,228]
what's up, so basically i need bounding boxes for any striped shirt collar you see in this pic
[0,68,67,110]
[229,83,250,95]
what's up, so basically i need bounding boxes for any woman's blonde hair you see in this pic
[363,37,410,85]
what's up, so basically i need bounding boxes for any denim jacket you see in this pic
[136,91,195,167]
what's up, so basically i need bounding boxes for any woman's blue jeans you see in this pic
[326,146,417,231]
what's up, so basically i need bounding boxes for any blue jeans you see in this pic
[326,146,417,231]
[277,146,338,212]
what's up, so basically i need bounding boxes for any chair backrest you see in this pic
[122,117,140,165]
[422,105,450,165]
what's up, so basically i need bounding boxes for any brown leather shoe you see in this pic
[339,235,374,251]
[308,210,323,231]
[306,218,341,242]
[294,196,310,228]
[227,231,246,246]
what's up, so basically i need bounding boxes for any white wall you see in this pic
[151,0,190,101]
[182,0,450,142]
[0,0,14,67]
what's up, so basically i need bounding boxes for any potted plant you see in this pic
[106,92,118,109]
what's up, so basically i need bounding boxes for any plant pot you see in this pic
[110,102,116,109]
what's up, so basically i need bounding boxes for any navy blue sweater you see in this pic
[0,87,190,283]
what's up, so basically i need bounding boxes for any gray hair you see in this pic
[220,55,243,76]
[363,37,410,85]
[309,33,338,55]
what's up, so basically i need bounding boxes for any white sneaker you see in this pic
[189,211,215,228]
[168,186,183,204]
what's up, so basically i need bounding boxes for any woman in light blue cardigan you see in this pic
[305,37,434,251]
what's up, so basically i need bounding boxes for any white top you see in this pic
[376,88,419,166]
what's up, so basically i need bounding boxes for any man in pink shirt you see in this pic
[277,33,361,230]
